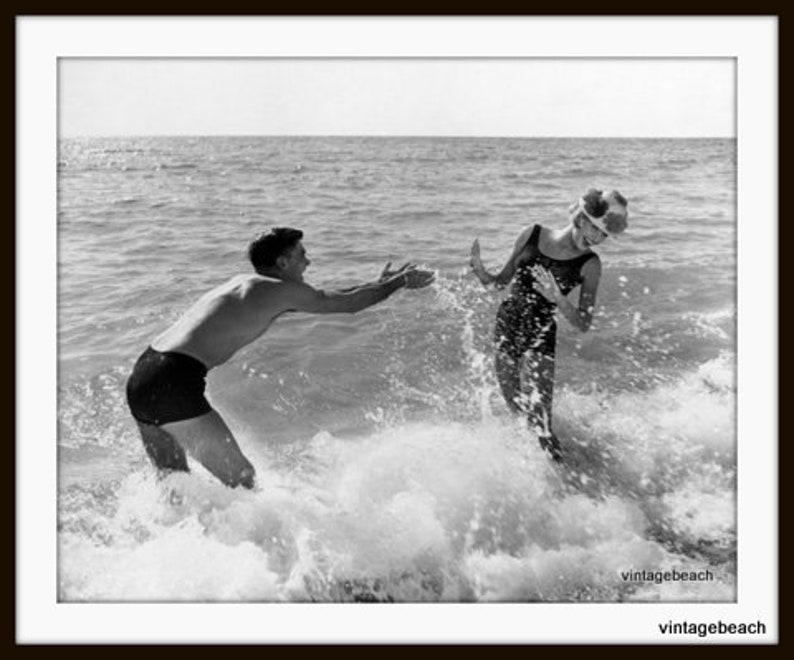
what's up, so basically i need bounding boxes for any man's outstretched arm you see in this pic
[287,267,434,315]
[335,262,413,293]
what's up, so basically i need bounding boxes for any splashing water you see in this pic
[58,279,735,603]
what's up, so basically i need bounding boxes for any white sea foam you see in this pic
[59,359,736,602]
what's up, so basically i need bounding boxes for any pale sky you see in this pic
[59,58,735,138]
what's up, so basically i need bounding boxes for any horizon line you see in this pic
[59,133,736,140]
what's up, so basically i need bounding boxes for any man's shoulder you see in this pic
[245,276,321,300]
[240,274,294,289]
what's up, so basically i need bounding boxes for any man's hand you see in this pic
[403,267,436,289]
[379,261,412,282]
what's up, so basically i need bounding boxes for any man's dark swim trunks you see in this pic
[126,346,212,426]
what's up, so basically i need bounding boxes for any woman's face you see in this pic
[574,214,609,249]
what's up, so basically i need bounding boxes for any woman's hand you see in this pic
[470,239,486,275]
[533,267,560,303]
[470,238,501,287]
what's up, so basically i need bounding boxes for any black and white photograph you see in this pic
[17,16,777,644]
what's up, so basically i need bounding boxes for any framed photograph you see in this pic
[17,16,777,644]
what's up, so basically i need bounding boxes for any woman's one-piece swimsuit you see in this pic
[494,224,596,370]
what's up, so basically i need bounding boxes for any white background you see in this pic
[17,16,777,644]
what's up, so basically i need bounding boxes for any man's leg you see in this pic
[135,420,190,473]
[161,410,256,489]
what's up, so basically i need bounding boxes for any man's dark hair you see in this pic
[248,227,304,272]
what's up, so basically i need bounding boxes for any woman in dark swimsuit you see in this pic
[470,188,629,461]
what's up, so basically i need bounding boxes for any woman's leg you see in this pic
[494,301,527,414]
[494,302,562,460]
[521,316,563,461]
[496,345,562,461]
[495,347,523,413]
[521,350,551,434]
[522,351,562,461]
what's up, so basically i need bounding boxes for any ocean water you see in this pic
[57,136,736,602]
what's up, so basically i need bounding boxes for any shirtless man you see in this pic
[126,227,435,489]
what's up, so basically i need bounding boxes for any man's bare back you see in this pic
[126,227,435,489]
[153,274,294,369]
